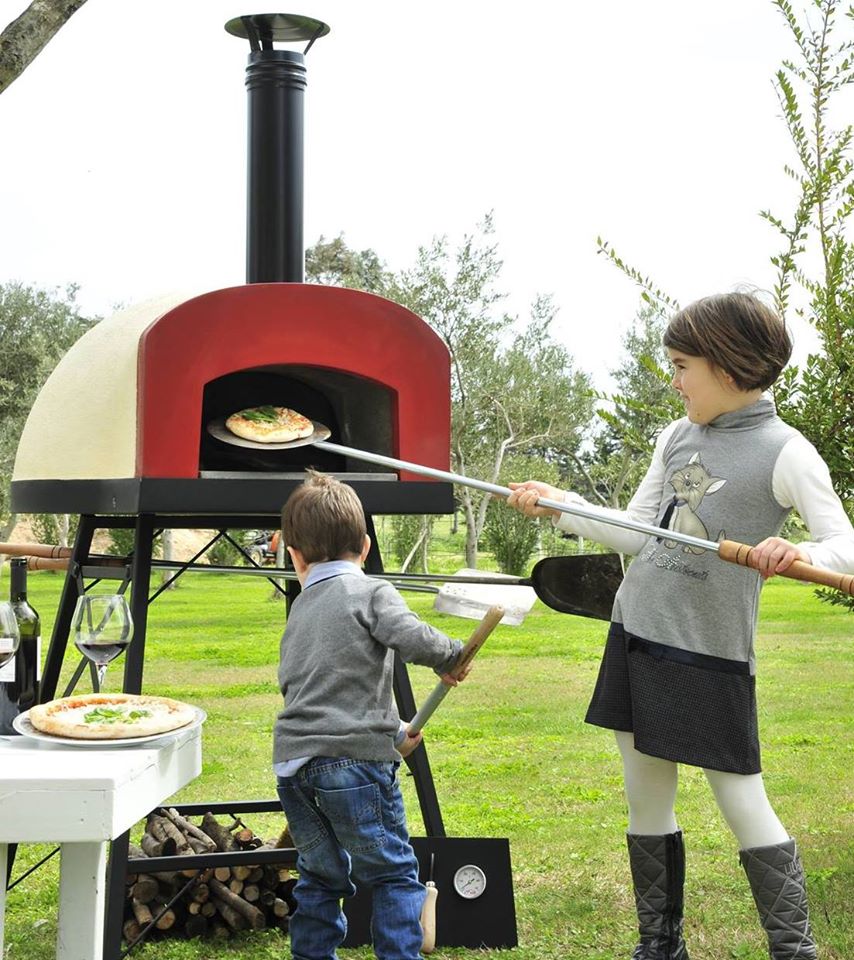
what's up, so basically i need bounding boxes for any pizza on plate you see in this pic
[28,693,197,740]
[225,406,314,444]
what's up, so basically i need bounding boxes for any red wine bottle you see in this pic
[0,558,41,733]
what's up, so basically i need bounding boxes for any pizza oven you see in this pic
[10,281,453,515]
[10,13,453,518]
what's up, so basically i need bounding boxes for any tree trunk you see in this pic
[268,529,286,601]
[0,513,16,569]
[0,513,17,542]
[0,0,89,95]
[58,514,70,548]
[160,528,176,589]
[419,517,430,572]
[462,493,478,568]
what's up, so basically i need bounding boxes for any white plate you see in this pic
[206,417,331,450]
[12,706,206,748]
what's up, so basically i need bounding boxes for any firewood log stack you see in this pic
[124,809,297,944]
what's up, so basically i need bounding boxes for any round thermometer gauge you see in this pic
[453,863,487,899]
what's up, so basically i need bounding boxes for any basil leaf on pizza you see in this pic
[28,693,197,740]
[225,406,314,444]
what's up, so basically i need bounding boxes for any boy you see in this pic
[274,471,464,960]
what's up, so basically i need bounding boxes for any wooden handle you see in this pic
[420,881,437,953]
[0,542,72,559]
[449,604,505,680]
[25,556,71,571]
[718,540,854,595]
[407,605,504,735]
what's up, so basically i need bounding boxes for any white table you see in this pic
[0,726,202,959]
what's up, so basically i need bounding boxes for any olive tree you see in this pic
[391,218,594,567]
[0,282,95,541]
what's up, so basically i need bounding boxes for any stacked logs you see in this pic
[124,808,296,944]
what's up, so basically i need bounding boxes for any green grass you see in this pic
[3,571,853,960]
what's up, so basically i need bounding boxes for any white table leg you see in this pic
[0,842,7,957]
[57,841,107,960]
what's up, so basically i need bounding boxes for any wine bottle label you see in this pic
[0,652,15,680]
[0,636,41,681]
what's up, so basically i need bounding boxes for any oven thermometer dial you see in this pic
[453,863,487,899]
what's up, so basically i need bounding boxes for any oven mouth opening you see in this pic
[199,364,396,477]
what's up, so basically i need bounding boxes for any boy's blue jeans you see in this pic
[276,758,426,960]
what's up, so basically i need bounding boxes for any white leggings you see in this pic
[615,731,790,849]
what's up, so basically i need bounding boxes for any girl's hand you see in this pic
[506,481,565,519]
[398,728,423,758]
[751,536,811,578]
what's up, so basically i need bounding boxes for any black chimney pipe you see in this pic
[226,14,330,284]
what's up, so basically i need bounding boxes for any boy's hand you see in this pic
[398,728,423,758]
[751,536,811,578]
[440,659,473,686]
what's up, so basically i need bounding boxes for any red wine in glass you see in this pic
[71,594,134,689]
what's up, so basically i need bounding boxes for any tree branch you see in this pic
[0,0,88,96]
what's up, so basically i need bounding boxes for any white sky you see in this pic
[0,0,829,388]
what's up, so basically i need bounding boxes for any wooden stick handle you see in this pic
[407,604,504,735]
[718,539,854,595]
[448,604,505,680]
[0,542,72,559]
[25,556,71,571]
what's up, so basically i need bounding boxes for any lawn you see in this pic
[3,569,853,960]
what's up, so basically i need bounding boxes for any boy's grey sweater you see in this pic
[273,573,462,764]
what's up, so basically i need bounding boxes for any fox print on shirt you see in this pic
[660,453,726,554]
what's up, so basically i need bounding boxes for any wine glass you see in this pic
[71,594,134,689]
[0,601,20,670]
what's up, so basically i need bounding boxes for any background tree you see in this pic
[578,304,682,509]
[0,0,88,95]
[595,1,854,598]
[764,0,854,605]
[0,281,96,541]
[305,234,391,293]
[483,454,562,575]
[391,218,594,567]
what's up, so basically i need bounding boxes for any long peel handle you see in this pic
[407,604,504,735]
[718,540,854,595]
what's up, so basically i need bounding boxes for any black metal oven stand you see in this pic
[36,512,452,959]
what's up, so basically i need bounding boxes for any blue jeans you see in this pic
[277,758,426,960]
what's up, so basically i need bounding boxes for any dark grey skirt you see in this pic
[585,622,761,775]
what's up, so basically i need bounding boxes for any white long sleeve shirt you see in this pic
[556,421,854,572]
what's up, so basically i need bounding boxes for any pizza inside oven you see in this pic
[225,406,313,444]
[28,693,197,740]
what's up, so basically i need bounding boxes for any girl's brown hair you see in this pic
[282,471,367,564]
[663,292,792,390]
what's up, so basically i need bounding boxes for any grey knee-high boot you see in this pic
[739,839,817,959]
[627,831,689,960]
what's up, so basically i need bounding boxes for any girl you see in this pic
[507,292,854,960]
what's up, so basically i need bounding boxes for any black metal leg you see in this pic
[364,515,446,838]
[5,843,16,889]
[39,515,96,702]
[103,831,130,960]
[122,514,155,695]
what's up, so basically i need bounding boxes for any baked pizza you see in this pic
[28,693,197,740]
[225,406,314,444]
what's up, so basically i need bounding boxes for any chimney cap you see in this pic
[225,13,330,47]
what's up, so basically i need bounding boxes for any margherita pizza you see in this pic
[225,406,314,444]
[28,693,197,740]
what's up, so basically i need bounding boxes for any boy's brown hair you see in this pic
[664,292,792,391]
[281,470,367,564]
